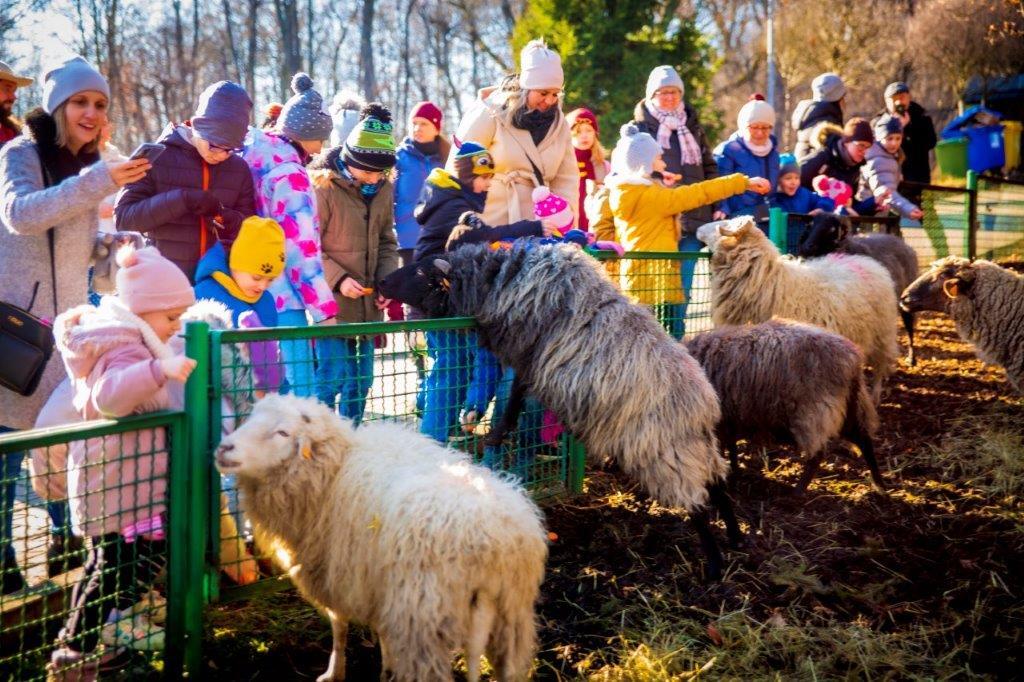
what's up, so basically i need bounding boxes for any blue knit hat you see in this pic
[873,113,903,140]
[779,152,800,177]
[278,73,333,142]
[192,81,252,151]
[42,56,109,114]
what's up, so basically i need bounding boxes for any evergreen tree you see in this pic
[511,0,719,142]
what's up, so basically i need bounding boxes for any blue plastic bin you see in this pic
[964,125,1005,173]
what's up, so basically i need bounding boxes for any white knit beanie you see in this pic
[519,39,564,90]
[737,99,776,130]
[612,123,662,177]
[645,65,684,101]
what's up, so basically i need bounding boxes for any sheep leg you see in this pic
[708,482,744,549]
[726,439,739,474]
[317,613,349,682]
[852,433,886,492]
[689,509,724,581]
[901,309,916,366]
[795,450,825,493]
[484,375,527,448]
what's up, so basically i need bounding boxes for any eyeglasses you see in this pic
[747,124,774,132]
[852,141,873,151]
[208,142,242,154]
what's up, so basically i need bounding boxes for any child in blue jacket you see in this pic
[415,141,552,443]
[193,216,285,392]
[769,153,835,215]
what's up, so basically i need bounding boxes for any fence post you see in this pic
[965,170,978,259]
[165,412,190,679]
[769,207,788,252]
[182,321,211,676]
[567,434,586,495]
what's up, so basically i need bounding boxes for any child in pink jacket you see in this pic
[47,246,196,675]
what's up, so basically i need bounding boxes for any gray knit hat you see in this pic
[278,73,334,142]
[645,65,684,101]
[874,113,903,139]
[812,73,846,103]
[42,56,109,114]
[611,123,662,177]
[192,81,252,150]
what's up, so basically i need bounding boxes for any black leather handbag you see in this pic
[0,230,57,396]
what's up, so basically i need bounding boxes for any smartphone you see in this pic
[129,142,166,163]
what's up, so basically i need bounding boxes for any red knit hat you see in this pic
[566,108,599,135]
[410,101,442,131]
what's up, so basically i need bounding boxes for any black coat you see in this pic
[412,170,540,262]
[632,100,718,235]
[113,124,256,281]
[799,134,875,214]
[792,99,844,161]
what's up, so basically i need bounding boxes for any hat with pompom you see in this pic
[453,138,495,185]
[278,72,334,142]
[779,152,800,178]
[116,246,195,315]
[532,186,573,232]
[611,123,662,177]
[342,102,397,171]
[520,39,564,90]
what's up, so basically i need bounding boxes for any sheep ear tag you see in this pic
[302,445,313,460]
[942,278,959,300]
[440,277,450,291]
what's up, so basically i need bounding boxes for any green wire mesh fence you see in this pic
[0,412,191,681]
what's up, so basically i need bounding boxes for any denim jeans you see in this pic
[479,367,543,476]
[419,329,476,443]
[464,347,503,416]
[2,426,71,564]
[277,310,316,398]
[677,232,704,338]
[315,337,375,424]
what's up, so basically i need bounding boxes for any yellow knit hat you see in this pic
[229,217,286,278]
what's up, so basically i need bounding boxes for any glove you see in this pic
[215,208,245,237]
[457,211,486,230]
[183,190,222,216]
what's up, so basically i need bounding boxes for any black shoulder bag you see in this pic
[0,160,59,396]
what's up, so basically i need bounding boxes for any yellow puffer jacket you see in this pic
[610,173,748,305]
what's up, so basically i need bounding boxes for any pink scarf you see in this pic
[645,100,703,166]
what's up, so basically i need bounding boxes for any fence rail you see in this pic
[2,170,1021,676]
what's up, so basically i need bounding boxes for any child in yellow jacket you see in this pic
[608,123,769,337]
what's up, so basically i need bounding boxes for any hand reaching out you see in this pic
[161,355,197,382]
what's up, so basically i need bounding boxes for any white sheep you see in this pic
[697,217,899,402]
[901,256,1024,393]
[215,394,548,682]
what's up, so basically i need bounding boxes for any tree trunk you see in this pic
[274,0,303,98]
[359,0,378,99]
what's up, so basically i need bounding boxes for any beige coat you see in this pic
[451,88,579,227]
[311,169,400,323]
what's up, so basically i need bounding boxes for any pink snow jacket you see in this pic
[242,128,339,323]
[51,298,178,538]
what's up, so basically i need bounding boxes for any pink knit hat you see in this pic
[116,245,196,314]
[532,186,573,232]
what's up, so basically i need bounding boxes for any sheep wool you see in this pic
[698,217,899,402]
[901,256,1024,393]
[216,394,548,682]
[685,319,884,491]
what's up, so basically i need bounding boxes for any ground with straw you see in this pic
[204,314,1023,680]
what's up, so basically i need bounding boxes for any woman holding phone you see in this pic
[0,56,150,595]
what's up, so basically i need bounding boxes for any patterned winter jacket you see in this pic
[241,128,339,323]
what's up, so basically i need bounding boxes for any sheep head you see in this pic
[900,256,976,313]
[796,213,851,258]
[377,257,454,317]
[215,394,353,480]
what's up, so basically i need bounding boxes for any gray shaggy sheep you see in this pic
[685,319,884,492]
[697,216,899,402]
[901,256,1024,393]
[378,242,741,580]
[796,213,920,365]
[216,394,547,681]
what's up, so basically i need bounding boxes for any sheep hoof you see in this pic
[316,673,343,682]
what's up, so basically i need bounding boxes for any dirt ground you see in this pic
[203,314,1024,680]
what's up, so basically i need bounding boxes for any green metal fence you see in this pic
[0,412,194,680]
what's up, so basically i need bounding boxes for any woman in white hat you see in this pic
[450,39,578,227]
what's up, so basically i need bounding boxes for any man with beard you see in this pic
[0,61,33,147]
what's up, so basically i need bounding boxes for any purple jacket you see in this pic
[113,124,256,280]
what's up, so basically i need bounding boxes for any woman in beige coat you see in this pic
[308,104,399,423]
[450,39,578,227]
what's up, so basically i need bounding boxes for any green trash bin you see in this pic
[936,137,968,179]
